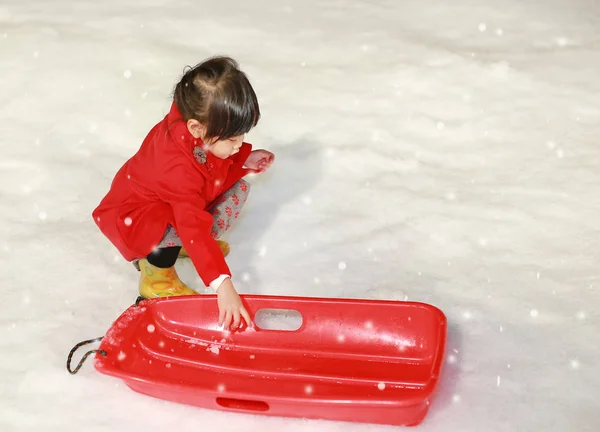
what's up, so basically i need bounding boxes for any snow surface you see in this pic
[1,0,600,430]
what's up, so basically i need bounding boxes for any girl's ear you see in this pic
[187,119,206,139]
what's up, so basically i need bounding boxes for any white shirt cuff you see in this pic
[209,274,230,292]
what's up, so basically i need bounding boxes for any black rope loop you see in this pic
[67,337,106,375]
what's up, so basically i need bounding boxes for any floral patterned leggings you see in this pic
[134,180,250,269]
[158,179,250,248]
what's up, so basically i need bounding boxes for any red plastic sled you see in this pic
[94,295,447,426]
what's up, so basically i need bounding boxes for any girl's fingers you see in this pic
[223,310,233,330]
[232,310,241,329]
[218,308,225,326]
[240,307,252,329]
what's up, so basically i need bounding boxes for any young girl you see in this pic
[92,56,274,331]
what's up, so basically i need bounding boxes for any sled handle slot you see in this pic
[216,397,270,412]
[253,308,303,331]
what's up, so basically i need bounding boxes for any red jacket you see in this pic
[92,102,253,286]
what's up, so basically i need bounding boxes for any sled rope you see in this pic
[67,337,106,375]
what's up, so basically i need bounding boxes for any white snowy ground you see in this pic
[1,0,599,430]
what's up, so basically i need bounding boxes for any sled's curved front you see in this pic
[95,295,447,426]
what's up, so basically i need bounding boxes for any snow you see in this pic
[1,0,599,431]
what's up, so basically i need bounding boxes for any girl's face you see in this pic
[186,119,244,159]
[206,134,244,159]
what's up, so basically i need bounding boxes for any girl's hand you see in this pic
[245,150,274,173]
[216,278,252,330]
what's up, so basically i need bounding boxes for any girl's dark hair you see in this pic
[173,56,260,141]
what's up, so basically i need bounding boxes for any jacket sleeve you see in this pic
[222,142,253,191]
[156,169,231,287]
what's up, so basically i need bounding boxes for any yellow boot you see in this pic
[138,259,197,298]
[179,241,230,258]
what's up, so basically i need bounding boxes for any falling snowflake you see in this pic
[337,334,345,343]
[496,376,501,387]
[304,385,313,395]
[478,23,487,32]
[124,70,132,79]
[158,341,165,348]
[258,246,267,257]
[249,354,255,360]
[39,212,47,220]
[124,217,132,226]
[118,351,127,361]
[452,394,461,403]
[576,311,586,321]
[217,384,226,392]
[447,354,457,364]
[436,121,445,130]
[530,309,539,318]
[338,262,347,270]
[314,277,320,284]
[165,363,171,369]
[365,321,374,329]
[496,28,504,36]
[377,382,386,391]
[302,196,312,205]
[242,272,251,282]
[463,311,472,320]
[147,324,155,333]
[570,359,580,369]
